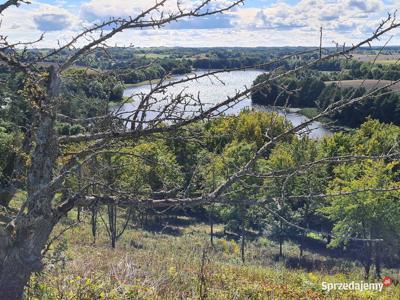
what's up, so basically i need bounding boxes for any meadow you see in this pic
[351,54,400,64]
[325,79,400,91]
[25,213,400,300]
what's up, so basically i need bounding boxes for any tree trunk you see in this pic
[0,253,33,300]
[363,242,372,280]
[0,219,54,299]
[77,165,82,222]
[375,255,381,279]
[0,66,60,299]
[209,206,214,248]
[375,243,382,279]
[364,261,371,280]
[91,205,98,244]
[77,207,81,222]
[108,204,117,249]
[299,232,304,259]
[239,201,246,264]
[241,222,245,263]
[279,219,283,258]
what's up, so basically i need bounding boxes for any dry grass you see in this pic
[325,79,400,92]
[351,54,400,63]
[24,214,400,299]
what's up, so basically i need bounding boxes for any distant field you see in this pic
[134,53,170,59]
[351,53,400,64]
[325,79,400,91]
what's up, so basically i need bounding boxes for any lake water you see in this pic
[121,70,331,139]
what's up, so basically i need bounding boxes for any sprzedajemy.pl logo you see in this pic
[322,276,398,293]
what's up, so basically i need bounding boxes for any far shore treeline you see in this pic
[9,47,399,130]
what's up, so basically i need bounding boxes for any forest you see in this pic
[1,0,400,299]
[252,59,400,128]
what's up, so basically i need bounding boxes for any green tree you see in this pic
[322,159,400,278]
[264,137,330,257]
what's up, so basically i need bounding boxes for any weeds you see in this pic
[24,215,400,299]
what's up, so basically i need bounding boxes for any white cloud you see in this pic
[227,0,395,46]
[232,0,386,31]
[33,13,71,31]
[348,0,382,12]
[0,0,397,48]
[1,2,79,32]
[79,0,235,22]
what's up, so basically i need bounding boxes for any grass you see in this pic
[23,212,400,299]
[351,54,400,63]
[325,80,400,92]
[297,107,332,124]
[374,60,400,65]
[108,96,136,109]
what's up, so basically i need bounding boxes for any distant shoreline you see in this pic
[120,70,340,134]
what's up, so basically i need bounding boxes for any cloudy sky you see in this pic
[1,0,398,48]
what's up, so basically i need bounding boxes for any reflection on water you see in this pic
[253,105,332,139]
[121,70,331,139]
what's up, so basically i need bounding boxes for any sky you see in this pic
[1,0,398,48]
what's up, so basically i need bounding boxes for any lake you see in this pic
[122,70,331,139]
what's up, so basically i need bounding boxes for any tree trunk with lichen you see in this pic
[0,67,60,299]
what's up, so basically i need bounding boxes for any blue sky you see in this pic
[1,0,398,47]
